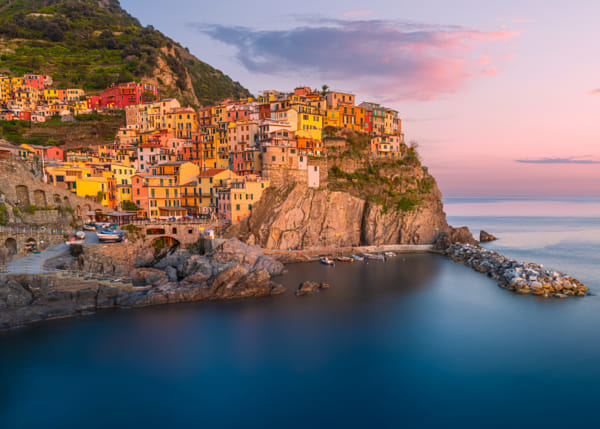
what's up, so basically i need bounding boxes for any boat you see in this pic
[320,257,335,265]
[75,231,86,240]
[83,223,97,231]
[65,236,84,246]
[352,254,365,262]
[336,256,353,262]
[364,253,385,261]
[384,251,396,258]
[96,229,124,242]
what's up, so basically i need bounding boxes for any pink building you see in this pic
[88,82,159,110]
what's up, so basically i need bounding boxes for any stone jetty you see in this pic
[445,243,588,298]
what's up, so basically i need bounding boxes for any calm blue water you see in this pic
[2,199,600,428]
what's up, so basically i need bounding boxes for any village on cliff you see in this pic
[0,73,406,224]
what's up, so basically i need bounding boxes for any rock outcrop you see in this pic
[295,281,331,297]
[1,239,287,328]
[230,184,451,250]
[480,230,497,242]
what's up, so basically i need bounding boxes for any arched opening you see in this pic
[151,236,180,254]
[54,194,62,206]
[15,185,30,208]
[4,238,17,256]
[33,190,47,207]
[172,227,177,234]
[63,196,71,207]
[146,228,166,235]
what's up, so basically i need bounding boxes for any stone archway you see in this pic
[54,194,62,206]
[63,196,71,207]
[15,185,30,208]
[33,190,47,207]
[151,236,180,253]
[4,238,17,256]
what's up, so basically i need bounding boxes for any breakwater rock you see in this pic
[479,230,497,242]
[445,244,588,298]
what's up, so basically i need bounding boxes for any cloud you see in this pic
[588,89,600,96]
[516,157,600,164]
[192,19,519,101]
[342,10,371,18]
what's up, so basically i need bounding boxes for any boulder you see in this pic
[0,277,33,308]
[295,281,331,297]
[130,268,168,286]
[479,230,497,242]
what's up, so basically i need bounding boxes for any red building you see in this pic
[22,74,46,91]
[87,82,159,110]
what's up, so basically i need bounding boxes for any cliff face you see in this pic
[228,129,451,250]
[229,181,450,250]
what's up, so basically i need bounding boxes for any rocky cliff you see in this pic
[228,130,453,249]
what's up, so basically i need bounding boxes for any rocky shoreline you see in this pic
[444,243,588,298]
[0,239,287,329]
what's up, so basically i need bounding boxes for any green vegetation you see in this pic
[0,203,7,225]
[96,190,104,204]
[0,0,251,106]
[24,204,37,214]
[121,200,139,211]
[0,113,123,147]
[12,206,22,217]
[326,129,433,213]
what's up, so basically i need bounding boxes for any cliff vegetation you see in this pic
[0,0,251,106]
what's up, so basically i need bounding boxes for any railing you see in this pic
[0,225,70,235]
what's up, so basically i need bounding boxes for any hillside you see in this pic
[0,112,123,148]
[0,0,251,106]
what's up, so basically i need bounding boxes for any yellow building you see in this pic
[166,107,198,139]
[46,164,92,191]
[150,161,199,186]
[218,175,270,223]
[146,175,183,219]
[75,176,109,206]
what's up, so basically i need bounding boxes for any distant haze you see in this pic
[121,0,600,197]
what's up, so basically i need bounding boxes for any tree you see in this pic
[121,200,139,211]
[321,84,329,96]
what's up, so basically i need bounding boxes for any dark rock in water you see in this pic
[480,230,497,242]
[295,281,331,296]
[434,226,478,251]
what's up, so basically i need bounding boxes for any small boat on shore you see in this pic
[65,231,86,246]
[320,257,335,265]
[384,252,396,258]
[96,229,124,243]
[336,256,353,262]
[365,253,385,261]
[83,223,97,231]
[352,255,365,262]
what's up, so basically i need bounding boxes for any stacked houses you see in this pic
[3,78,406,224]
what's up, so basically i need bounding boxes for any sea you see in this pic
[2,197,600,428]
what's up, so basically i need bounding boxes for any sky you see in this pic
[120,0,600,197]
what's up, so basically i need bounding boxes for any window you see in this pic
[236,204,240,211]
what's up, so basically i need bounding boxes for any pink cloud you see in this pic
[199,20,521,101]
[588,89,600,96]
[501,53,515,62]
[342,10,371,18]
